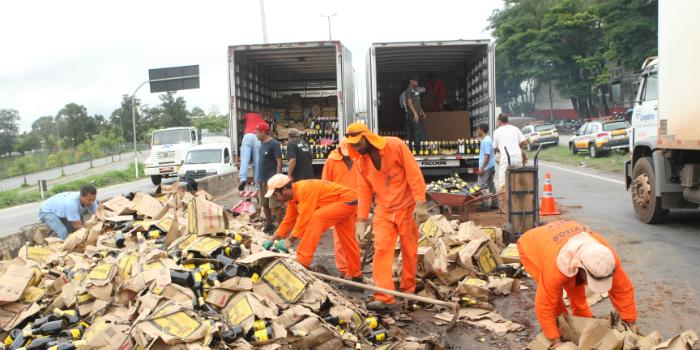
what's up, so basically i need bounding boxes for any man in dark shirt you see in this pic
[405,74,426,154]
[256,122,283,233]
[286,129,314,181]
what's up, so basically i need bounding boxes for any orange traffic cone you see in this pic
[540,172,560,216]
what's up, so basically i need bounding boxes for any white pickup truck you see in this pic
[177,141,236,181]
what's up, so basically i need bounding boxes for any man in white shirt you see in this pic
[493,113,527,191]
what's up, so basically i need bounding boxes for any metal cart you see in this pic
[502,146,541,243]
[427,185,502,221]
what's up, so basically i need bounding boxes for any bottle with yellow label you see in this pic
[248,326,274,342]
[367,329,388,343]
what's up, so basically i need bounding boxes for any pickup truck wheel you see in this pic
[589,144,598,158]
[151,175,162,186]
[631,157,668,224]
[569,143,578,155]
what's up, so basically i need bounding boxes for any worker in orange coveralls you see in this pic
[321,139,360,278]
[266,174,363,282]
[517,220,637,348]
[344,122,429,311]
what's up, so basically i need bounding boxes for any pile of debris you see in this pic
[0,189,437,349]
[526,313,698,350]
[409,215,526,335]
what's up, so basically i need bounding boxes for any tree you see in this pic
[31,116,59,151]
[0,109,20,155]
[9,155,39,186]
[14,132,41,154]
[593,0,658,69]
[159,92,190,127]
[48,152,71,175]
[57,103,97,148]
[76,136,104,168]
[193,116,229,134]
[110,95,143,143]
[191,106,205,117]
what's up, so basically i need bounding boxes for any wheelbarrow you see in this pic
[427,186,502,221]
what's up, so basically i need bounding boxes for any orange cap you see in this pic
[265,174,291,197]
[344,122,386,150]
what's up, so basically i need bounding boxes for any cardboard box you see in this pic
[500,243,521,264]
[424,111,472,141]
[458,238,504,274]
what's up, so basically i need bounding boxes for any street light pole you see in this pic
[130,74,200,178]
[320,13,337,40]
[259,0,268,43]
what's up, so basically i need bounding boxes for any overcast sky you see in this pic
[0,0,501,131]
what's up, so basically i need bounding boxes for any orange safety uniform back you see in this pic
[275,180,357,239]
[356,137,426,219]
[322,148,358,190]
[517,221,637,340]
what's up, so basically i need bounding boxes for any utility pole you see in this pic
[259,0,268,43]
[321,13,337,40]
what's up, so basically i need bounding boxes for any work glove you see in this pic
[262,239,273,250]
[413,201,429,225]
[262,239,289,253]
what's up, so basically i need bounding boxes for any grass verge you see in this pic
[526,145,628,174]
[0,163,144,210]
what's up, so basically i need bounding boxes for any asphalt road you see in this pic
[0,151,145,191]
[540,161,700,338]
[0,178,154,237]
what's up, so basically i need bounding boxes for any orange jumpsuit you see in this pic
[356,137,426,303]
[517,221,637,340]
[274,180,362,278]
[321,148,360,276]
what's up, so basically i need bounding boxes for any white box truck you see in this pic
[621,0,700,223]
[144,127,200,185]
[365,40,496,175]
[227,41,354,172]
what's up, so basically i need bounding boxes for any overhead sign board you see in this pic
[148,65,200,93]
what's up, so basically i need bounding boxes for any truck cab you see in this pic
[144,127,200,185]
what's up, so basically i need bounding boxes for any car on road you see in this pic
[177,143,235,181]
[569,119,630,157]
[522,123,559,151]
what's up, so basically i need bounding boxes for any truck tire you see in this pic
[631,157,668,224]
[570,143,578,155]
[151,175,162,186]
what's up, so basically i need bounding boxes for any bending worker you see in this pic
[38,184,98,240]
[265,174,363,282]
[345,122,429,311]
[321,139,360,278]
[517,220,637,348]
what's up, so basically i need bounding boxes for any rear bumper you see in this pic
[597,138,629,150]
[532,137,559,146]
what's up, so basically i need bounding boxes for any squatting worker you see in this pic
[256,122,283,234]
[322,139,360,278]
[344,122,429,311]
[266,175,363,282]
[518,221,637,348]
[238,111,265,191]
[38,185,98,240]
[405,74,426,154]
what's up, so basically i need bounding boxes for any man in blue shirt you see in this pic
[476,124,498,211]
[38,185,98,239]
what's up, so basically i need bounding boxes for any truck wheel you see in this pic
[570,143,578,155]
[589,144,598,158]
[631,157,668,224]
[151,175,162,186]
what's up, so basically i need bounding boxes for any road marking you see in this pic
[540,162,625,185]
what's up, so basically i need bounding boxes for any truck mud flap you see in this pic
[625,160,632,190]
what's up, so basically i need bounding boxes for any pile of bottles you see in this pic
[426,174,486,194]
[282,143,337,160]
[378,130,406,138]
[407,139,482,156]
[4,308,88,350]
[324,315,389,344]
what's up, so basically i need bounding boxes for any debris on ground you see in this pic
[1,190,441,349]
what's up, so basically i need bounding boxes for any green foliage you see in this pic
[9,155,40,185]
[526,145,627,173]
[193,116,229,133]
[31,116,59,151]
[14,132,42,154]
[0,108,20,155]
[489,0,658,117]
